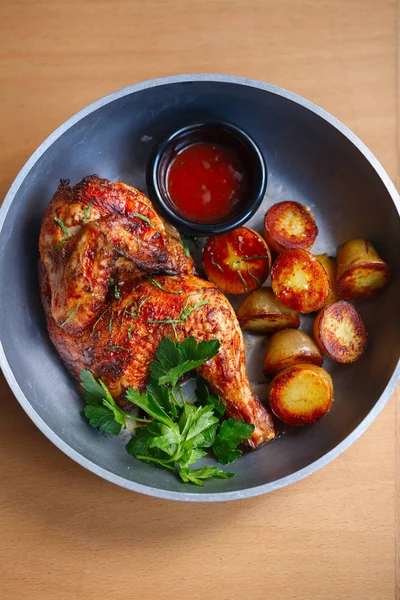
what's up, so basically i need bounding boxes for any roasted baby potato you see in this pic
[313,300,367,363]
[271,248,330,313]
[263,329,323,379]
[336,239,391,300]
[316,254,340,306]
[263,201,318,254]
[236,287,300,333]
[203,227,272,294]
[268,364,333,426]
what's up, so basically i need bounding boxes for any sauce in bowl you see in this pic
[167,142,247,223]
[147,121,267,235]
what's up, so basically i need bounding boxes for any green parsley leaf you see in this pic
[80,370,129,431]
[80,336,252,487]
[212,418,255,465]
[180,404,218,443]
[178,466,235,486]
[145,422,181,456]
[199,423,219,448]
[80,369,105,404]
[179,448,207,468]
[179,336,220,365]
[146,375,177,419]
[84,404,122,436]
[150,336,220,389]
[125,387,177,429]
[99,387,128,427]
[195,379,225,419]
[153,337,181,373]
[125,428,170,461]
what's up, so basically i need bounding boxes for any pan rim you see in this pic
[0,73,399,502]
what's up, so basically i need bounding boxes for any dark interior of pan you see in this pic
[0,76,399,500]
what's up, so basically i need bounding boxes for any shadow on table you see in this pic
[0,373,269,549]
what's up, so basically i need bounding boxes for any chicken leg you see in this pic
[39,176,276,447]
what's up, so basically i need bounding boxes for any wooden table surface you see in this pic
[0,1,398,598]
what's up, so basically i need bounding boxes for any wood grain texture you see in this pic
[0,1,398,599]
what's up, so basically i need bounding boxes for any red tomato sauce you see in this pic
[166,142,246,223]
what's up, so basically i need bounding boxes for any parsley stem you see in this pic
[171,386,182,406]
[177,386,185,404]
[82,203,93,224]
[246,266,262,285]
[59,302,80,327]
[91,307,110,336]
[132,212,154,228]
[54,216,72,238]
[233,255,270,267]
[135,455,176,470]
[237,270,248,292]
[180,234,191,258]
[54,216,73,251]
[211,256,224,272]
[147,277,182,295]
[171,322,179,342]
[108,345,131,352]
[145,318,182,324]
[126,415,152,423]
[124,296,150,318]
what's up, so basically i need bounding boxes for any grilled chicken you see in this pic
[39,176,275,447]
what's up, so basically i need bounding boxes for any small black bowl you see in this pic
[146,120,267,235]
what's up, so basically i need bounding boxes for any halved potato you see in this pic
[336,239,391,300]
[313,300,367,363]
[316,254,340,306]
[263,329,323,379]
[264,201,318,253]
[203,227,272,294]
[271,248,330,313]
[268,364,333,426]
[236,287,300,333]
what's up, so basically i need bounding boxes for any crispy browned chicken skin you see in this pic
[39,176,275,448]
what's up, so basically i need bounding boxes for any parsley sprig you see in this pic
[54,216,72,250]
[80,336,255,486]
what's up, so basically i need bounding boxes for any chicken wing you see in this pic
[39,175,193,331]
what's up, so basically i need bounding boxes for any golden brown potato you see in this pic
[263,201,318,254]
[316,254,340,306]
[271,248,330,313]
[313,300,367,363]
[263,329,323,379]
[202,227,271,294]
[236,287,300,333]
[268,364,333,426]
[336,239,391,300]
